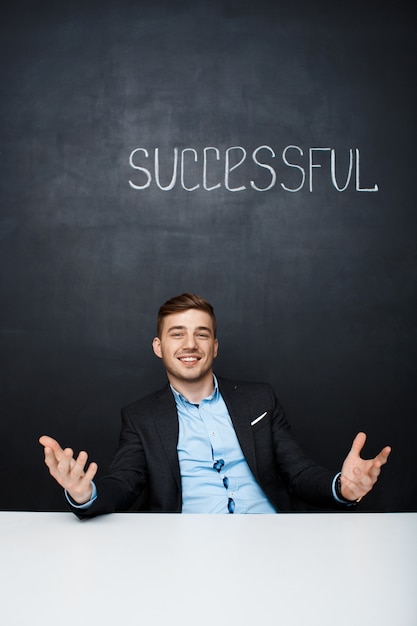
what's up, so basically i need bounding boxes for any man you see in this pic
[39,293,391,515]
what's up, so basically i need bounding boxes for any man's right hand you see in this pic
[39,435,98,504]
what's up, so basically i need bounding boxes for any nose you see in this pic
[181,332,198,350]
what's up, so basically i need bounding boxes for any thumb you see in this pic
[349,432,367,457]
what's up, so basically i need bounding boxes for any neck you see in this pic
[168,373,215,404]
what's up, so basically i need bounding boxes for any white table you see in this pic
[1,512,416,626]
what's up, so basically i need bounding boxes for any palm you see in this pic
[340,432,391,502]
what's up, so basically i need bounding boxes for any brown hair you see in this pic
[156,293,217,338]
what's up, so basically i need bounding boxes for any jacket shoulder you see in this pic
[217,376,275,396]
[121,384,174,415]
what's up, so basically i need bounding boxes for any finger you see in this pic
[39,435,64,460]
[377,445,391,464]
[368,464,382,483]
[42,447,73,488]
[43,444,72,468]
[84,461,98,483]
[349,432,367,457]
[365,447,391,480]
[369,448,390,476]
[43,446,60,470]
[71,451,89,478]
[56,447,75,474]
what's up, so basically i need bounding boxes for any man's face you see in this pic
[152,309,218,387]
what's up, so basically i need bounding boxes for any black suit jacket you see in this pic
[74,377,341,517]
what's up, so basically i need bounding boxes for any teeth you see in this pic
[180,357,197,362]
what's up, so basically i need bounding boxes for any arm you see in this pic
[267,389,338,507]
[267,388,390,508]
[39,435,98,505]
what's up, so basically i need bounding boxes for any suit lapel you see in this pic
[151,385,181,490]
[217,377,258,476]
[149,378,260,490]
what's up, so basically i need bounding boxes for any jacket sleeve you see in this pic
[268,386,340,507]
[70,407,149,519]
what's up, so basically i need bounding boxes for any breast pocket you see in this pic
[250,411,269,430]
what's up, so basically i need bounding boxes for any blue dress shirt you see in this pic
[172,376,277,513]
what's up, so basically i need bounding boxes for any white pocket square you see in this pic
[251,411,267,426]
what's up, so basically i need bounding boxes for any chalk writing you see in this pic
[129,145,378,192]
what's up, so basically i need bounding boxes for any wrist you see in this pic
[66,482,96,507]
[335,474,361,505]
[69,489,92,505]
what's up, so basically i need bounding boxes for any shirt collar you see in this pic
[170,374,219,407]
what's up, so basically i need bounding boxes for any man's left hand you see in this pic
[340,432,391,502]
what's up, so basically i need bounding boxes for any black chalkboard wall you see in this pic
[1,0,416,512]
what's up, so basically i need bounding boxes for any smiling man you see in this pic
[40,293,391,516]
[152,307,218,399]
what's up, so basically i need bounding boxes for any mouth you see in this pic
[177,355,200,364]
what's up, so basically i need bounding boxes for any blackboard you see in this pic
[1,0,416,511]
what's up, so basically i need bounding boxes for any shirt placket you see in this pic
[201,400,237,513]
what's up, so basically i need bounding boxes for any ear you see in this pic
[152,337,162,359]
[213,338,219,359]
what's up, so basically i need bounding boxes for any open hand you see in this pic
[340,432,391,502]
[39,435,98,504]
